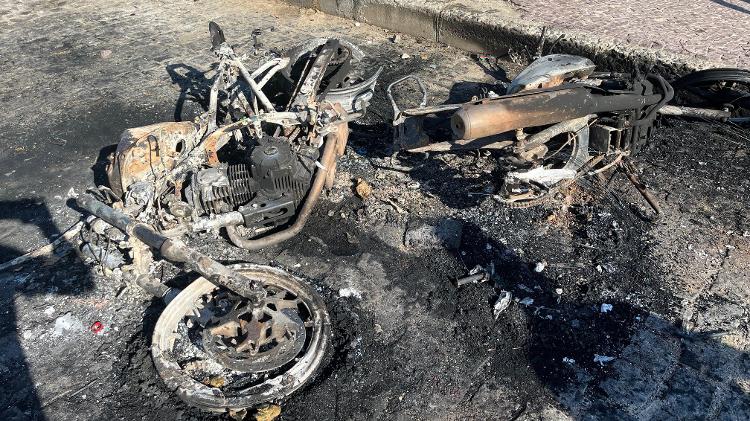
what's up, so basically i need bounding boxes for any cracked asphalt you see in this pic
[0,1,749,420]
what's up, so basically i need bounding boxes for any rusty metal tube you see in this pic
[76,195,265,301]
[451,87,664,140]
[658,105,731,120]
[225,127,344,251]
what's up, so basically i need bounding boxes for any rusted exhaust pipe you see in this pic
[451,87,666,140]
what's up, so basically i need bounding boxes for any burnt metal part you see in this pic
[455,272,489,286]
[190,212,245,232]
[151,264,330,412]
[224,114,348,250]
[187,136,317,233]
[500,153,605,209]
[201,288,307,372]
[499,117,591,206]
[323,67,382,114]
[76,195,266,303]
[451,79,672,140]
[188,164,254,214]
[107,122,202,198]
[671,68,750,120]
[249,138,311,202]
[387,75,431,151]
[620,158,661,214]
[506,54,595,94]
[518,115,592,153]
[658,105,731,120]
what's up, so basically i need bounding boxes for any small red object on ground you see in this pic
[90,321,104,334]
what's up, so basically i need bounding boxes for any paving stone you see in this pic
[709,261,750,303]
[577,402,637,421]
[718,385,750,421]
[661,368,717,419]
[693,295,748,333]
[680,336,744,382]
[511,0,750,68]
[599,360,660,410]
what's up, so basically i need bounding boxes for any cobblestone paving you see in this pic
[511,0,750,68]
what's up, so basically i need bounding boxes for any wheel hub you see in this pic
[202,289,308,372]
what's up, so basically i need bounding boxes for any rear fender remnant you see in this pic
[107,122,202,197]
[507,54,596,94]
[283,37,381,114]
[325,67,383,114]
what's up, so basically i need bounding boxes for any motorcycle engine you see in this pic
[186,137,317,231]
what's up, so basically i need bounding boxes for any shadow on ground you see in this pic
[0,200,95,421]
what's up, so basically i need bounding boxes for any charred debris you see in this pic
[67,21,749,415]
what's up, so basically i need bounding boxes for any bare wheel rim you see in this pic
[151,264,330,412]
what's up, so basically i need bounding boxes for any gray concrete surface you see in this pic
[284,0,750,73]
[511,0,750,69]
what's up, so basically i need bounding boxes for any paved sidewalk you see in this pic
[512,0,750,69]
[287,0,749,71]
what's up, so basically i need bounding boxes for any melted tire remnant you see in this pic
[151,264,331,412]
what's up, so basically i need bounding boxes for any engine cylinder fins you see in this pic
[226,164,253,205]
[250,140,295,193]
[151,264,331,412]
[192,164,254,214]
[249,138,315,203]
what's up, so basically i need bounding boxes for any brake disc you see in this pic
[151,264,330,412]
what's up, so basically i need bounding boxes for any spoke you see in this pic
[209,320,240,337]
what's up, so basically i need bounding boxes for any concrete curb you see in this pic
[283,0,711,76]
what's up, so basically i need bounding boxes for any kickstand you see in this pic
[619,158,661,215]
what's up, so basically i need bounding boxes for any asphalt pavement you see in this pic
[0,1,748,420]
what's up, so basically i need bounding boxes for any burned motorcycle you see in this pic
[389,55,682,208]
[75,22,379,412]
